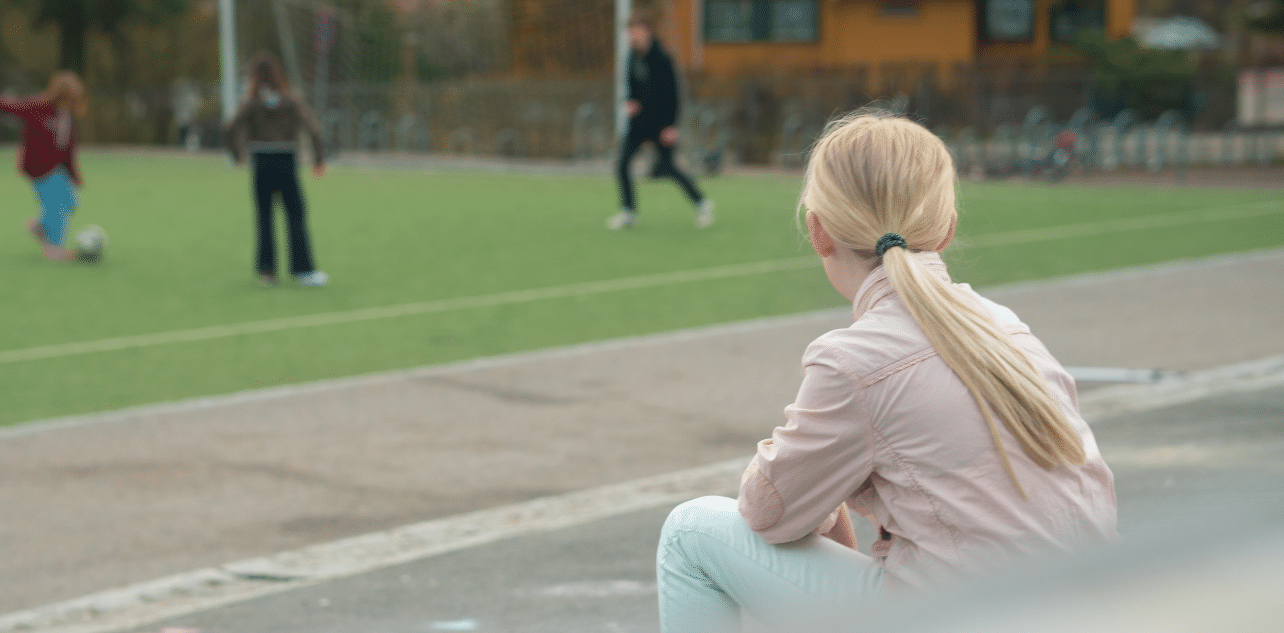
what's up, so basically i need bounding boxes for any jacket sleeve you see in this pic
[738,338,875,544]
[625,52,640,102]
[652,50,680,127]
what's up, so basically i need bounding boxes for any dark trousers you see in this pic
[252,152,316,276]
[616,127,703,212]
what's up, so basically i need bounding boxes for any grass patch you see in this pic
[2,150,1281,426]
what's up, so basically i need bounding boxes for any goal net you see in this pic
[232,0,619,160]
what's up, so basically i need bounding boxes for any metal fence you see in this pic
[12,66,1280,173]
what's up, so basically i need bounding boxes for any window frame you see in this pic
[702,0,820,44]
[1048,0,1106,43]
[978,0,1037,43]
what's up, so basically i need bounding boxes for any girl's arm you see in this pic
[0,96,47,124]
[738,341,875,545]
[819,503,859,549]
[297,101,325,168]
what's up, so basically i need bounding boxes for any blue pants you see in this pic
[657,496,884,633]
[33,167,78,246]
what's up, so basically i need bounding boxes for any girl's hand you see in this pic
[312,164,327,178]
[659,126,679,146]
[819,504,859,550]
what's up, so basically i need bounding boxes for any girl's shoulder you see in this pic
[805,309,933,383]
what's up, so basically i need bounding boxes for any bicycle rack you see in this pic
[446,127,477,155]
[689,106,728,175]
[779,113,809,168]
[571,102,606,162]
[492,128,524,158]
[394,113,430,152]
[358,110,387,151]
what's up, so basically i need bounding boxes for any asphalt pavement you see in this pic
[3,247,1283,633]
[118,384,1284,633]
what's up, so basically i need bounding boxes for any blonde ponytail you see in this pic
[802,111,1085,496]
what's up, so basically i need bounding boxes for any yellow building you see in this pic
[660,0,1136,76]
[663,0,1135,76]
[509,1,1137,79]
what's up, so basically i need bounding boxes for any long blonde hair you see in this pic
[801,110,1085,496]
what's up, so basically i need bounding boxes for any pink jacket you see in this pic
[739,252,1118,590]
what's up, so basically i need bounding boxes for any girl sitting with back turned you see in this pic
[655,111,1118,632]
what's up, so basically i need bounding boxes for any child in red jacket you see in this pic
[1,71,88,261]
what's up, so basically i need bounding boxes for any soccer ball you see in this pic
[74,225,107,262]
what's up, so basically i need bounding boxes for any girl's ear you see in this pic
[936,214,957,252]
[806,211,834,258]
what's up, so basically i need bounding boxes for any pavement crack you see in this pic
[224,571,305,583]
[208,460,433,499]
[419,375,586,406]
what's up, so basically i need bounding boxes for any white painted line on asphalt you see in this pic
[0,458,747,633]
[1066,366,1163,384]
[2,198,1279,367]
[1100,442,1284,469]
[428,620,479,631]
[535,580,657,598]
[4,353,1284,633]
[1077,353,1284,423]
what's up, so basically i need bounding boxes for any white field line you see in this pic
[0,257,816,365]
[1,197,1281,366]
[4,352,1284,633]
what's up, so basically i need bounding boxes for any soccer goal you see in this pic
[222,0,627,161]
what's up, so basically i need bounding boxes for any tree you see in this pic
[9,0,189,75]
[1247,0,1284,34]
[1071,28,1198,119]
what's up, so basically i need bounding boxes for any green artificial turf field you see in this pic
[2,149,1282,427]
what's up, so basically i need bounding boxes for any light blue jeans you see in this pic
[33,166,78,246]
[656,496,884,633]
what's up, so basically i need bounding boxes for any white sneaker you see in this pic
[606,210,637,230]
[695,199,715,229]
[296,270,329,287]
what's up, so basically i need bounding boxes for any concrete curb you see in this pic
[1078,354,1284,423]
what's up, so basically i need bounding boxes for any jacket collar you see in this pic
[851,251,952,321]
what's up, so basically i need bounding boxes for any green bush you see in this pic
[1071,28,1197,119]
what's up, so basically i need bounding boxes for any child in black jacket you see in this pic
[608,13,713,230]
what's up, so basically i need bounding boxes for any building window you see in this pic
[704,0,819,43]
[980,0,1035,42]
[1049,0,1105,42]
[880,2,920,18]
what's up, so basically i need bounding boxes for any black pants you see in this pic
[616,127,703,212]
[252,151,316,276]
